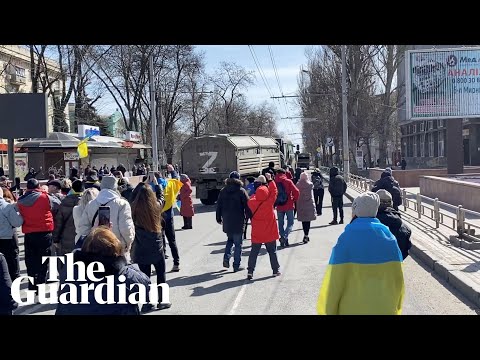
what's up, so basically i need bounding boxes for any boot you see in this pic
[182,217,188,230]
[187,217,193,229]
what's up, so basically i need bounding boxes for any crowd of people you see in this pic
[0,162,195,315]
[0,159,413,315]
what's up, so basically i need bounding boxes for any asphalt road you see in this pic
[13,190,479,315]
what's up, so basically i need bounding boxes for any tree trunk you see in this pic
[53,108,68,132]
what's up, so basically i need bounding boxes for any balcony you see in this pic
[9,74,26,85]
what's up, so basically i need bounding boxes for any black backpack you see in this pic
[275,182,288,206]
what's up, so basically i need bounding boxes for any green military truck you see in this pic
[181,134,281,205]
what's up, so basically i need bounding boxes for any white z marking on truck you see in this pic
[199,152,218,174]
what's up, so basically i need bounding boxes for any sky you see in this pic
[95,45,311,146]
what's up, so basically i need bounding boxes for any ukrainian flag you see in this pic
[317,218,405,315]
[162,179,183,213]
[77,137,90,159]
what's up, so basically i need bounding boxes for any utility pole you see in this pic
[341,45,350,178]
[158,89,164,167]
[149,54,158,171]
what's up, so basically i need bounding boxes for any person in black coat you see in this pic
[216,171,250,272]
[130,182,170,313]
[376,189,412,260]
[261,162,275,178]
[0,252,18,315]
[328,167,347,225]
[371,168,402,210]
[55,227,150,315]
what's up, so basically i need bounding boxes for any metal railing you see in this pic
[318,166,480,240]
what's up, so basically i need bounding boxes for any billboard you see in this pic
[125,131,142,142]
[406,47,480,120]
[78,125,100,138]
[0,93,48,138]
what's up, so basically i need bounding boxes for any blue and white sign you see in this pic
[78,125,100,138]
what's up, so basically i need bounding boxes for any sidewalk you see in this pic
[344,185,480,308]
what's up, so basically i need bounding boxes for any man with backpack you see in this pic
[275,168,299,248]
[328,167,347,225]
[311,168,324,216]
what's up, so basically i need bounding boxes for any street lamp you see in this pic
[341,45,349,178]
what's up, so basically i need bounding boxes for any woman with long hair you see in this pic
[130,182,171,313]
[295,172,317,243]
[73,187,99,243]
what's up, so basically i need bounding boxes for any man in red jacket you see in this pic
[17,179,60,293]
[275,168,300,247]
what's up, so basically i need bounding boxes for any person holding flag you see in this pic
[159,165,183,272]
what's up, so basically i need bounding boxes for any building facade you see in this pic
[398,45,480,168]
[0,45,69,169]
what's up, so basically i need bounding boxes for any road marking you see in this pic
[228,281,248,315]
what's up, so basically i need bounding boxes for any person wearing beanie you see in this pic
[246,172,281,280]
[261,162,276,178]
[317,192,405,315]
[217,170,250,272]
[77,175,135,252]
[295,172,316,243]
[17,177,60,293]
[328,166,347,225]
[179,174,194,230]
[84,170,101,191]
[311,168,324,216]
[52,177,84,258]
[376,189,412,260]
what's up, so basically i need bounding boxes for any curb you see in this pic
[343,184,480,308]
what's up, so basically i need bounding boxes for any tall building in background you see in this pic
[0,45,69,168]
[397,45,480,168]
[106,109,126,138]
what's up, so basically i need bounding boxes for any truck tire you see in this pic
[200,189,220,205]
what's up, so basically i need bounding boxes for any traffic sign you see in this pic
[326,137,334,147]
[316,147,322,153]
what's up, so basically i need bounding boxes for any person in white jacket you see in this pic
[72,187,99,243]
[77,176,135,251]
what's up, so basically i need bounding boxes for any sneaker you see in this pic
[233,266,244,272]
[141,303,155,314]
[339,219,344,224]
[303,236,308,244]
[171,264,180,272]
[273,271,281,276]
[223,260,229,269]
[157,303,172,310]
[247,273,253,280]
[279,237,285,247]
[329,220,338,225]
[285,240,290,247]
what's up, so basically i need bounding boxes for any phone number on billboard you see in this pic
[451,77,480,83]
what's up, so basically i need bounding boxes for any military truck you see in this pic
[297,152,311,169]
[181,134,281,205]
[275,138,296,169]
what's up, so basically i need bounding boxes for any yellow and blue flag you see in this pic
[162,179,183,213]
[77,137,90,159]
[317,218,405,315]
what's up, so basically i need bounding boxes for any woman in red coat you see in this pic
[179,174,194,230]
[247,173,281,280]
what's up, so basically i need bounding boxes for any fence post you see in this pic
[433,198,440,228]
[416,193,422,219]
[457,205,465,236]
[403,189,407,212]
[368,180,373,191]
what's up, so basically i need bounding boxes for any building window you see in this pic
[438,131,445,157]
[429,133,435,157]
[420,135,425,157]
[15,66,25,78]
[438,119,445,128]
[412,123,417,133]
[413,136,417,157]
[420,122,424,132]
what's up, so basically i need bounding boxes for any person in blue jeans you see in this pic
[275,168,299,247]
[216,171,250,272]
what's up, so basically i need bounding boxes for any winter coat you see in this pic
[0,252,17,315]
[274,173,299,212]
[328,167,347,198]
[17,189,59,234]
[248,181,279,244]
[55,250,150,315]
[317,217,404,315]
[295,179,317,222]
[0,198,23,239]
[261,166,275,177]
[77,189,135,250]
[311,172,324,190]
[372,173,402,210]
[377,206,412,260]
[119,184,134,203]
[216,178,250,234]
[52,193,81,255]
[131,226,164,265]
[179,179,194,217]
[73,204,87,243]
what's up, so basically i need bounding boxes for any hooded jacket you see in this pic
[274,173,299,212]
[17,189,59,234]
[179,178,194,217]
[376,206,411,260]
[248,181,279,244]
[76,189,135,250]
[311,171,324,190]
[216,178,250,234]
[0,198,23,239]
[372,172,402,209]
[295,178,317,222]
[52,193,81,255]
[55,251,150,315]
[328,167,347,198]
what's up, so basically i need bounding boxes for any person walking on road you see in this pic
[311,168,324,216]
[0,252,17,315]
[275,168,299,247]
[328,167,347,225]
[376,189,412,260]
[246,174,280,280]
[317,192,405,315]
[295,172,316,244]
[372,167,402,211]
[216,171,250,272]
[130,183,171,313]
[179,174,194,230]
[0,187,23,282]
